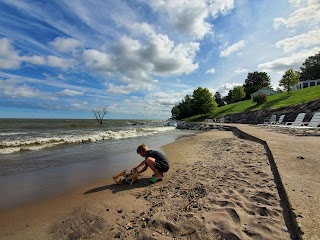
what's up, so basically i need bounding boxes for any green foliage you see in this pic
[183,85,320,122]
[171,95,193,120]
[279,69,300,93]
[243,71,272,99]
[171,87,217,119]
[191,87,217,115]
[300,51,320,81]
[253,93,267,105]
[231,86,246,103]
[223,89,233,104]
[214,91,225,107]
[171,106,180,119]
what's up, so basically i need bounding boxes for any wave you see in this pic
[0,126,176,154]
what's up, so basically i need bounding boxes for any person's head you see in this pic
[137,144,149,157]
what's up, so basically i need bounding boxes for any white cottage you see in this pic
[250,88,278,100]
[294,79,320,90]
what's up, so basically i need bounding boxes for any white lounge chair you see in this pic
[268,114,286,128]
[289,112,320,135]
[274,113,306,130]
[260,114,277,125]
[277,114,286,124]
[283,113,306,127]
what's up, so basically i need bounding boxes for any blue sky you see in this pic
[0,0,319,119]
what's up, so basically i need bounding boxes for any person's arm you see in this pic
[133,160,147,172]
[137,164,148,174]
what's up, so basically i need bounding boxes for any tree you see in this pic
[171,106,180,120]
[214,91,225,107]
[191,87,217,115]
[279,69,300,93]
[300,51,320,81]
[253,93,267,105]
[231,86,246,103]
[243,71,272,99]
[92,107,108,124]
[171,95,193,120]
[223,89,233,105]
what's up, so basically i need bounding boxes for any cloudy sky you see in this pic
[0,0,319,119]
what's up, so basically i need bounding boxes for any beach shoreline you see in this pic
[0,128,296,240]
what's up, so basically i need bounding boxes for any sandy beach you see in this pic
[0,128,299,240]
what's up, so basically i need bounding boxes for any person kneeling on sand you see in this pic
[133,144,169,183]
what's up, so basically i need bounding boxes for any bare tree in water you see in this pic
[92,107,108,124]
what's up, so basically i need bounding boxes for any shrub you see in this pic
[253,93,267,105]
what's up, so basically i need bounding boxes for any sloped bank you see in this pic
[219,98,320,124]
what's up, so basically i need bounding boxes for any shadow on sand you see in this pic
[83,177,153,195]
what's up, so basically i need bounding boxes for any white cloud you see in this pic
[22,55,46,65]
[288,0,305,7]
[276,30,320,53]
[258,47,320,72]
[117,91,186,118]
[0,38,78,70]
[146,0,234,39]
[206,67,216,74]
[209,0,235,17]
[58,89,84,96]
[0,79,56,99]
[220,40,245,57]
[273,0,320,29]
[234,68,248,74]
[49,37,82,52]
[82,49,113,74]
[0,38,21,69]
[106,83,144,95]
[211,83,242,96]
[82,34,199,93]
[47,55,78,69]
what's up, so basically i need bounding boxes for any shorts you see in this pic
[154,159,169,172]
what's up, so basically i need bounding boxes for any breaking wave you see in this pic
[0,126,176,154]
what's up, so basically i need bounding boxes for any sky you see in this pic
[0,0,319,119]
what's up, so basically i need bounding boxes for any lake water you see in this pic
[0,118,192,210]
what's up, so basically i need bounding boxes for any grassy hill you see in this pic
[186,85,320,122]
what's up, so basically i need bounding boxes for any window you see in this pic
[310,81,315,86]
[317,81,320,85]
[303,82,308,88]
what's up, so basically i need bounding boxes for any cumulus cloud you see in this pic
[58,89,84,96]
[212,83,242,96]
[276,30,320,53]
[0,38,21,69]
[258,47,320,72]
[47,56,78,69]
[146,0,234,39]
[220,40,245,57]
[206,67,216,74]
[117,91,187,118]
[82,49,113,74]
[49,37,82,52]
[273,0,320,29]
[82,34,199,93]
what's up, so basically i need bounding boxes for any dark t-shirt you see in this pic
[145,150,170,172]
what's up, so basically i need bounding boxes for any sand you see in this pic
[0,130,293,239]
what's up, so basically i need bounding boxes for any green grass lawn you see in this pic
[186,85,320,121]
